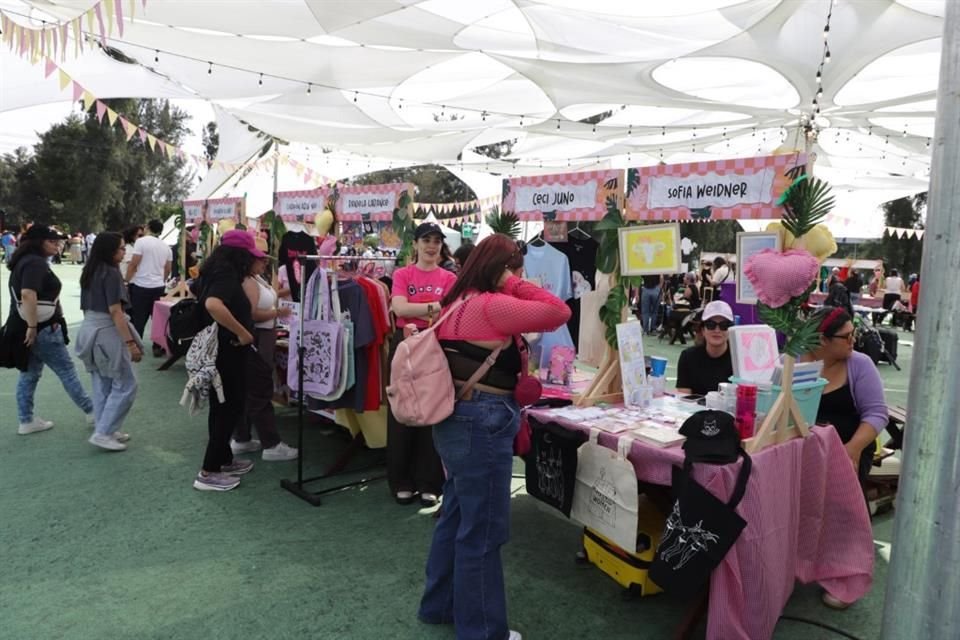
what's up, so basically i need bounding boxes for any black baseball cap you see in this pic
[679,410,740,464]
[414,222,444,240]
[23,225,67,241]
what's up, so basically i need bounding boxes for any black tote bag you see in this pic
[524,421,588,517]
[649,449,752,597]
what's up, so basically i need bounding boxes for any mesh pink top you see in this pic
[437,276,572,341]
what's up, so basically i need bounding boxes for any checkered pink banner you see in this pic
[503,169,623,221]
[274,187,329,223]
[182,199,205,223]
[206,197,245,222]
[626,154,805,221]
[336,183,413,222]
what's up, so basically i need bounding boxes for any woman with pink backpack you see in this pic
[417,234,570,640]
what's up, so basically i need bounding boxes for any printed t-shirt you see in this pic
[391,264,457,330]
[81,265,128,313]
[130,235,172,289]
[551,236,598,350]
[357,277,390,410]
[522,243,574,360]
[675,344,734,396]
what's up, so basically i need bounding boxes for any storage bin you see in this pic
[730,377,827,427]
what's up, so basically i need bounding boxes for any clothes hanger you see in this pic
[528,230,546,246]
[568,221,591,239]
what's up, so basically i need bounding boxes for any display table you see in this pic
[150,299,176,355]
[809,291,883,308]
[525,406,874,640]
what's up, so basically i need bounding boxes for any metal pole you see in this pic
[880,3,960,638]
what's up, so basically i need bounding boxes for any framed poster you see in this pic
[736,231,782,304]
[618,223,682,276]
[625,153,805,222]
[616,320,647,408]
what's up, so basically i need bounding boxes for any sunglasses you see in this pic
[703,320,732,331]
[829,332,855,342]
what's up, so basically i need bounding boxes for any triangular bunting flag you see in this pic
[58,68,71,91]
[86,9,95,40]
[104,0,116,36]
[120,117,137,140]
[115,0,125,37]
[45,58,57,78]
[95,100,108,122]
[138,128,148,143]
[72,80,84,102]
[106,108,119,126]
[82,91,95,111]
[146,133,157,151]
[94,3,107,43]
[73,18,82,55]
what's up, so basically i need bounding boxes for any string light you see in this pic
[258,73,263,86]
[825,48,831,63]
[556,119,561,130]
[207,61,212,74]
[154,50,159,63]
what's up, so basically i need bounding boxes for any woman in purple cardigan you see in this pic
[805,307,889,483]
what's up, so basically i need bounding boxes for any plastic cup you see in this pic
[734,315,742,325]
[650,356,668,377]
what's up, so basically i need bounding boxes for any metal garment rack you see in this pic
[280,254,396,506]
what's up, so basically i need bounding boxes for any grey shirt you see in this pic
[81,265,128,313]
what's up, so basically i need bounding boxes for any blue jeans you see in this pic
[419,392,520,640]
[641,286,661,334]
[90,362,138,436]
[17,325,94,424]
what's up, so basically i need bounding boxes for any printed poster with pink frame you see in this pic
[275,187,329,223]
[502,169,623,221]
[206,197,245,222]
[335,183,414,222]
[625,153,806,222]
[728,325,779,383]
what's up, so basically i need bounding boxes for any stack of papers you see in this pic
[632,421,686,448]
[771,358,823,386]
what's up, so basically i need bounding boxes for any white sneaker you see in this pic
[230,438,261,454]
[509,631,523,640]
[113,432,131,443]
[35,417,54,428]
[18,419,54,435]
[89,433,127,451]
[262,442,298,461]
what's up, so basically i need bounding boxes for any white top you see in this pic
[253,276,278,329]
[885,276,904,294]
[711,264,730,285]
[277,264,292,300]
[130,235,173,288]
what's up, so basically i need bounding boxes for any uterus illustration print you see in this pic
[630,236,666,265]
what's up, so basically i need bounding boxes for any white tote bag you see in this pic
[570,430,640,552]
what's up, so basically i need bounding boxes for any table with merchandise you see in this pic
[523,396,874,640]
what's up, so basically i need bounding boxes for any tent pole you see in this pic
[880,1,960,637]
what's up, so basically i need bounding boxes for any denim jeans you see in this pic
[90,361,138,436]
[419,391,520,640]
[17,325,94,424]
[640,286,661,334]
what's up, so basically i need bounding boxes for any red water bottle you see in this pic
[735,384,758,439]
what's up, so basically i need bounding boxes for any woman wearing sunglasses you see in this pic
[675,300,735,396]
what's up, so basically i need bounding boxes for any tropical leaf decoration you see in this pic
[174,208,186,230]
[690,206,712,220]
[626,168,642,199]
[599,285,628,348]
[594,195,625,274]
[778,174,835,239]
[486,209,521,238]
[392,200,415,264]
[603,177,619,191]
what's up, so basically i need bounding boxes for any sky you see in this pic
[0,98,215,166]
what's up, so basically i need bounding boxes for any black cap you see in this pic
[414,222,444,240]
[23,225,67,241]
[679,410,740,464]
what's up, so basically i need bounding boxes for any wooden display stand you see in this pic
[576,282,628,407]
[743,355,811,453]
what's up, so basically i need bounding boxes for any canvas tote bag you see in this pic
[570,430,640,552]
[288,268,343,397]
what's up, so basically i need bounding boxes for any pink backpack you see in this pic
[386,298,505,427]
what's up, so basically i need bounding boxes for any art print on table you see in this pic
[618,223,682,276]
[616,320,648,408]
[729,325,779,383]
[736,231,783,304]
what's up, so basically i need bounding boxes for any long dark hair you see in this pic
[6,236,44,271]
[200,244,255,282]
[122,225,143,245]
[80,232,123,289]
[441,234,523,306]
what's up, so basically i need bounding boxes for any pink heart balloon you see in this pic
[744,249,819,307]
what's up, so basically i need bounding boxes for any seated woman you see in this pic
[802,307,888,485]
[675,301,734,396]
[664,272,701,345]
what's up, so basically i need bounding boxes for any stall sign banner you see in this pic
[337,183,413,222]
[626,154,805,221]
[503,169,623,221]
[275,188,328,222]
[182,200,205,223]
[206,197,244,221]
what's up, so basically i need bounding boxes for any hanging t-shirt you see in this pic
[551,235,598,351]
[357,277,390,411]
[523,243,575,360]
[391,264,457,330]
[278,231,317,302]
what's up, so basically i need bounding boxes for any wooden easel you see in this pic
[576,274,628,407]
[743,355,811,453]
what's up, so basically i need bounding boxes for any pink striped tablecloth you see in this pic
[809,292,884,309]
[524,410,874,640]
[150,299,175,355]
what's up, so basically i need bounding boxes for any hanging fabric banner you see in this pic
[275,187,329,223]
[336,183,414,222]
[206,197,245,222]
[502,169,623,221]
[626,153,805,222]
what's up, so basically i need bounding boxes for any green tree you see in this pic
[859,193,925,276]
[202,121,219,168]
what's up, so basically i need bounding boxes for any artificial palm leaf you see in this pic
[600,286,628,348]
[784,316,825,358]
[780,175,835,238]
[486,209,521,238]
[626,168,642,199]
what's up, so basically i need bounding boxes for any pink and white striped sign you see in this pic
[503,169,623,221]
[626,154,805,221]
[336,183,413,222]
[182,199,205,223]
[206,197,245,221]
[274,187,329,222]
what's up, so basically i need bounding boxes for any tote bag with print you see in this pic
[288,268,343,397]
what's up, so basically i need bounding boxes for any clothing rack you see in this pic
[280,254,397,506]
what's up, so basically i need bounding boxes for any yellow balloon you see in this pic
[315,209,335,235]
[217,219,236,234]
